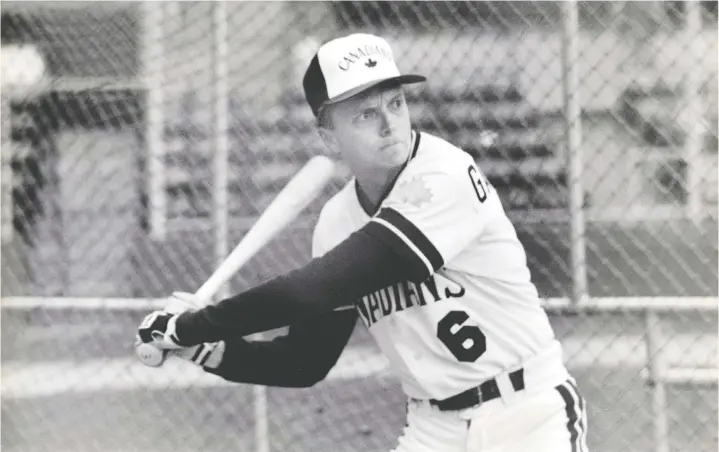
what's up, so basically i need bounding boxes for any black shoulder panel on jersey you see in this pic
[370,207,444,275]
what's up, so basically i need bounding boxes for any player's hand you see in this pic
[137,310,184,350]
[170,341,225,369]
[134,292,203,357]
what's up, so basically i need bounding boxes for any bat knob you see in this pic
[135,341,167,367]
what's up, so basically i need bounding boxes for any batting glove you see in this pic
[137,310,184,350]
[171,341,225,369]
[136,292,204,351]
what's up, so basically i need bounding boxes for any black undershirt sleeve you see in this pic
[174,225,426,347]
[204,308,357,388]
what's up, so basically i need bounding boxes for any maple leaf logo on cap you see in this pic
[389,176,433,209]
[365,58,377,68]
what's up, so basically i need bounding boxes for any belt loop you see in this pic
[495,372,518,404]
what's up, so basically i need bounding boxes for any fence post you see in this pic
[142,1,167,240]
[210,3,270,450]
[683,0,705,221]
[1,92,12,246]
[645,309,670,452]
[561,0,588,306]
[212,0,230,301]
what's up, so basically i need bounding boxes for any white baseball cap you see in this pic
[302,33,426,117]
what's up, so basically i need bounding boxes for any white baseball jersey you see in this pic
[311,131,564,401]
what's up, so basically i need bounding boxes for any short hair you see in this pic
[315,103,333,130]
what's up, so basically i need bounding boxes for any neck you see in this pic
[352,130,415,215]
[354,165,402,215]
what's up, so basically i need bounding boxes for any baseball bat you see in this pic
[135,155,336,367]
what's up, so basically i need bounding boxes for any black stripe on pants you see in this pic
[567,379,588,445]
[556,380,586,452]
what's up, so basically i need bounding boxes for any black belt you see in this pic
[429,368,525,411]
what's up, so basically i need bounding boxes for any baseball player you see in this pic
[137,33,589,452]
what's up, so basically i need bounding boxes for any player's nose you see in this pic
[379,110,397,137]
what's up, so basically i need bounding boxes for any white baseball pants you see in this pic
[390,378,589,452]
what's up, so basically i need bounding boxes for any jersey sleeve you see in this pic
[364,160,496,279]
[205,308,357,388]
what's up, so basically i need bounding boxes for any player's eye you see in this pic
[357,110,376,121]
[389,98,403,110]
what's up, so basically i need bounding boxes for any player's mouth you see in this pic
[381,140,401,150]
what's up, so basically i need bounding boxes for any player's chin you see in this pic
[377,143,409,166]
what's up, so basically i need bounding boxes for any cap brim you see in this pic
[324,74,426,105]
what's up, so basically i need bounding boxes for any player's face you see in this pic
[322,84,412,171]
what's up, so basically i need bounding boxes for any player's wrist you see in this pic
[171,341,225,369]
[172,311,202,347]
[202,341,225,369]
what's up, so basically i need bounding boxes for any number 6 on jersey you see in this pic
[437,310,487,362]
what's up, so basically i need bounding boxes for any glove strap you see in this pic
[190,342,225,368]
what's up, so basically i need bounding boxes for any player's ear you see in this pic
[317,127,340,155]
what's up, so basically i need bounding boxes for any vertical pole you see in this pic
[212,4,268,452]
[645,310,669,452]
[0,93,12,245]
[683,1,705,220]
[143,1,166,240]
[212,0,230,307]
[0,92,11,302]
[561,0,588,306]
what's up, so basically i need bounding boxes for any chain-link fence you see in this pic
[1,2,717,452]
